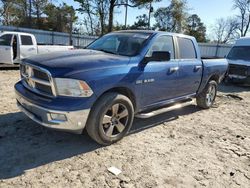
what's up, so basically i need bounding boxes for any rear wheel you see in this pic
[86,92,134,145]
[196,80,217,109]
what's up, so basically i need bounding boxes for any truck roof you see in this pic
[114,30,195,40]
[0,31,33,36]
[235,37,250,46]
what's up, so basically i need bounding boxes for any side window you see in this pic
[146,35,175,59]
[177,38,196,59]
[21,35,33,45]
[0,34,13,46]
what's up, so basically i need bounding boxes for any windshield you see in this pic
[87,32,152,56]
[227,46,250,61]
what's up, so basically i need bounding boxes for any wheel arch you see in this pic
[95,87,137,112]
[208,74,220,83]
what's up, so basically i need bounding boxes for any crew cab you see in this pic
[0,31,74,64]
[15,31,228,145]
[226,37,250,85]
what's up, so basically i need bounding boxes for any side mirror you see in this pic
[144,51,171,63]
[152,51,171,61]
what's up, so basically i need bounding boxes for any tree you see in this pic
[107,0,161,32]
[75,0,109,35]
[213,17,240,44]
[185,14,206,42]
[233,0,250,37]
[44,3,77,32]
[154,0,188,32]
[129,14,149,29]
[0,0,16,25]
[33,0,49,28]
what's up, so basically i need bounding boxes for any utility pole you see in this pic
[67,13,73,46]
[125,0,128,28]
[148,2,153,30]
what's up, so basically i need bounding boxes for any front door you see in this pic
[141,35,179,108]
[0,34,13,64]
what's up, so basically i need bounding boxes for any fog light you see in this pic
[50,113,67,121]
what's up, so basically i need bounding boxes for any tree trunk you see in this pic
[243,14,250,36]
[108,0,116,32]
[28,0,32,27]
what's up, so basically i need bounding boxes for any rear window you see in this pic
[177,38,196,59]
[0,34,12,46]
[227,46,250,61]
[21,35,33,45]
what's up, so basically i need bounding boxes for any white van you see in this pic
[227,37,250,84]
[0,31,74,64]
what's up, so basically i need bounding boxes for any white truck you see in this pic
[0,31,74,64]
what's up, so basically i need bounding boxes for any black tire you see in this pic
[86,92,134,145]
[196,80,218,109]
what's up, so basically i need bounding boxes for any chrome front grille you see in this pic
[20,63,56,97]
[229,64,248,76]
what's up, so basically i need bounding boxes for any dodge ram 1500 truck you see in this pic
[15,30,228,145]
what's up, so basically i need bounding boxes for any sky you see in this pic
[64,0,237,37]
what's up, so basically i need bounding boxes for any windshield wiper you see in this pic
[96,49,117,55]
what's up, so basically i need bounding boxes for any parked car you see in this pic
[226,37,250,85]
[0,31,74,64]
[15,30,228,145]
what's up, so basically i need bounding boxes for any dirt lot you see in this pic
[0,70,250,188]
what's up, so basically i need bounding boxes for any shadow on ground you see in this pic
[0,104,200,180]
[219,83,250,93]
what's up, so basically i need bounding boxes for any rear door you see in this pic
[0,34,13,64]
[141,35,179,107]
[19,34,37,58]
[176,37,202,96]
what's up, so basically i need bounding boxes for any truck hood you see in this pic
[24,49,131,77]
[228,59,250,66]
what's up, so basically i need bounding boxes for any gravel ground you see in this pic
[0,70,250,188]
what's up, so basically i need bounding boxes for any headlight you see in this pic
[54,78,93,97]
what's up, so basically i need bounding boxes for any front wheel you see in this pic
[86,92,134,145]
[196,80,218,109]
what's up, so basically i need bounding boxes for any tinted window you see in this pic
[147,35,175,59]
[21,35,33,45]
[227,46,250,61]
[0,34,13,46]
[177,38,196,59]
[87,32,152,56]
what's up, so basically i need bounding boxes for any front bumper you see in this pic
[16,91,90,134]
[228,74,250,85]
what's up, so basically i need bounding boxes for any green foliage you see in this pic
[75,0,109,35]
[185,14,206,42]
[128,14,149,29]
[0,0,77,32]
[44,3,77,32]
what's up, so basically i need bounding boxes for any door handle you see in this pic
[29,47,36,51]
[194,65,202,72]
[169,67,179,73]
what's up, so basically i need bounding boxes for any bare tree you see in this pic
[76,0,109,35]
[0,0,17,25]
[233,0,250,37]
[213,17,240,44]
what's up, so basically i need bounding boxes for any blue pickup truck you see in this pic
[15,31,228,145]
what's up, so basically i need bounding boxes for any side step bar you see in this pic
[135,99,195,119]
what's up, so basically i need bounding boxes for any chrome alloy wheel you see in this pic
[206,84,216,106]
[101,103,129,137]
